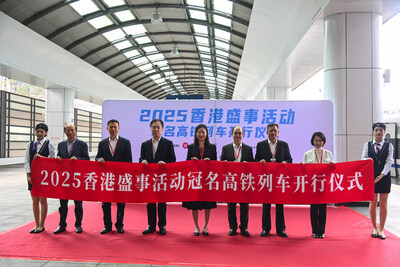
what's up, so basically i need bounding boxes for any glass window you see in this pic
[115,10,136,22]
[70,0,99,16]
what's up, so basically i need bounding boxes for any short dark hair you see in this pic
[150,119,164,128]
[372,122,386,130]
[231,126,243,135]
[107,119,119,126]
[194,124,210,146]
[311,132,326,146]
[267,123,279,130]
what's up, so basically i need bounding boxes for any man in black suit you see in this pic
[255,123,292,238]
[140,119,176,235]
[221,126,254,237]
[54,124,89,234]
[96,119,132,234]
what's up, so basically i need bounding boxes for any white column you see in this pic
[266,59,292,100]
[46,82,75,147]
[324,12,383,162]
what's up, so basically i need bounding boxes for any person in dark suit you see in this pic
[96,119,132,234]
[53,124,89,234]
[182,124,217,236]
[140,119,176,235]
[255,123,292,238]
[221,126,254,237]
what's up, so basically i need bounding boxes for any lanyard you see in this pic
[314,148,324,164]
[234,145,241,161]
[199,145,204,160]
[109,138,118,156]
[68,142,75,155]
[270,143,277,158]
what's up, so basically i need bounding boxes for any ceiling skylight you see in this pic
[214,0,233,14]
[214,29,231,41]
[213,15,232,27]
[115,10,136,22]
[103,0,125,7]
[188,10,207,20]
[187,0,205,7]
[102,29,125,42]
[88,16,113,29]
[70,0,99,16]
[193,24,208,34]
[132,57,149,66]
[143,46,158,53]
[216,49,229,58]
[195,36,209,45]
[138,63,153,72]
[135,36,152,44]
[115,40,132,50]
[124,25,147,36]
[123,50,140,58]
[215,40,230,50]
[147,54,165,62]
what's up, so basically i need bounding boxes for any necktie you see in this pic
[32,141,39,152]
[376,143,381,155]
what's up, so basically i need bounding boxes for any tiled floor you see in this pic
[0,164,399,266]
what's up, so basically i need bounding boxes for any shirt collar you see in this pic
[36,137,47,144]
[152,136,161,142]
[268,139,277,145]
[232,142,242,149]
[67,138,76,144]
[109,135,119,142]
[374,139,384,145]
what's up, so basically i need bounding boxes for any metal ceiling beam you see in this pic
[64,19,246,51]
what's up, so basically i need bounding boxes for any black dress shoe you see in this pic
[100,228,112,234]
[53,226,66,234]
[29,228,37,234]
[229,229,237,236]
[159,226,167,235]
[194,230,200,236]
[117,227,124,234]
[319,233,325,239]
[142,227,156,234]
[277,231,288,238]
[240,229,250,237]
[371,231,378,238]
[378,233,386,240]
[34,227,45,234]
[260,230,270,237]
[75,226,83,233]
[313,233,318,238]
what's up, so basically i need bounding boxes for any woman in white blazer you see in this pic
[302,132,334,238]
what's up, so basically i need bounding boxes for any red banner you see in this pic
[31,158,374,204]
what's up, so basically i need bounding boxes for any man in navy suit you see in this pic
[96,119,132,234]
[140,119,176,235]
[54,124,89,234]
[221,126,254,237]
[255,123,292,238]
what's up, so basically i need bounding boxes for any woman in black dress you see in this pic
[183,124,217,236]
[361,123,393,240]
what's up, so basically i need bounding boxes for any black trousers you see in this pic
[310,204,327,235]
[147,203,166,229]
[262,204,286,233]
[102,202,125,229]
[227,203,249,231]
[58,199,83,228]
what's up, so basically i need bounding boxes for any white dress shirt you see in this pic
[24,137,56,173]
[232,142,242,162]
[152,137,161,159]
[108,135,119,156]
[361,139,394,175]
